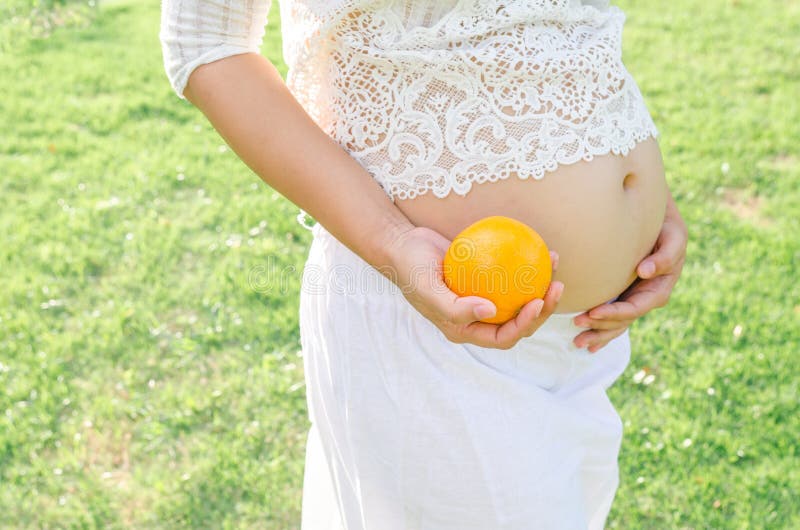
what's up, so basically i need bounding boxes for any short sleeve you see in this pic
[159,0,272,100]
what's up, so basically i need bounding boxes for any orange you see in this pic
[443,215,552,324]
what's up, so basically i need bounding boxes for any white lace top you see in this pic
[160,0,659,204]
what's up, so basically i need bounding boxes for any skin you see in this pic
[381,191,687,351]
[393,136,671,314]
[572,192,687,352]
[182,52,687,352]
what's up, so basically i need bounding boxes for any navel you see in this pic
[622,172,637,191]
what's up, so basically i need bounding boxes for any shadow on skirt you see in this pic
[299,222,631,530]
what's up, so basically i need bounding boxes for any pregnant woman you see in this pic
[160,1,687,528]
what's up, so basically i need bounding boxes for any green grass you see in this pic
[0,0,97,51]
[0,0,797,528]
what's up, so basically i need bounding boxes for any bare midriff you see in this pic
[393,137,669,313]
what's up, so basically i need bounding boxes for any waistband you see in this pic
[309,220,618,328]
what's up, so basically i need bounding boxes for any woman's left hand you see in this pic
[572,191,688,353]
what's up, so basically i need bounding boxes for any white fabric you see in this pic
[159,0,272,101]
[160,0,659,204]
[160,3,647,526]
[299,222,631,529]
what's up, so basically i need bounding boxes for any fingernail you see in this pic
[474,305,496,319]
[533,299,545,316]
[640,261,656,277]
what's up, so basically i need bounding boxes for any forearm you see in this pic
[182,52,414,269]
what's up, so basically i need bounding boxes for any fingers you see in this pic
[573,315,633,331]
[451,299,540,348]
[587,274,674,321]
[573,326,628,353]
[586,299,641,321]
[425,258,498,326]
[491,252,562,345]
[440,250,562,349]
[575,278,641,322]
[549,250,559,271]
[497,281,563,343]
[444,294,498,326]
[454,280,563,349]
[457,299,543,349]
[498,298,546,341]
[637,221,687,279]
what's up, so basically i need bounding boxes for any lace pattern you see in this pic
[283,0,659,204]
[160,0,659,226]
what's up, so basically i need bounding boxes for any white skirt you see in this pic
[298,222,631,530]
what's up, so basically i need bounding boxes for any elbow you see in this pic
[163,46,261,102]
[159,0,271,101]
[159,20,263,101]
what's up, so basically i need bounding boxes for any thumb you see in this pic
[638,222,686,279]
[451,295,497,324]
[431,286,497,325]
[432,261,496,324]
[637,259,657,279]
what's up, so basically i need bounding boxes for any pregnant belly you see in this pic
[393,137,669,313]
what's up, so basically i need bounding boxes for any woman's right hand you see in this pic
[380,225,565,350]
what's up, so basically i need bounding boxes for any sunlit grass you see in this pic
[0,0,97,51]
[0,0,797,528]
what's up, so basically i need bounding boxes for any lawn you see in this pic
[0,0,797,528]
